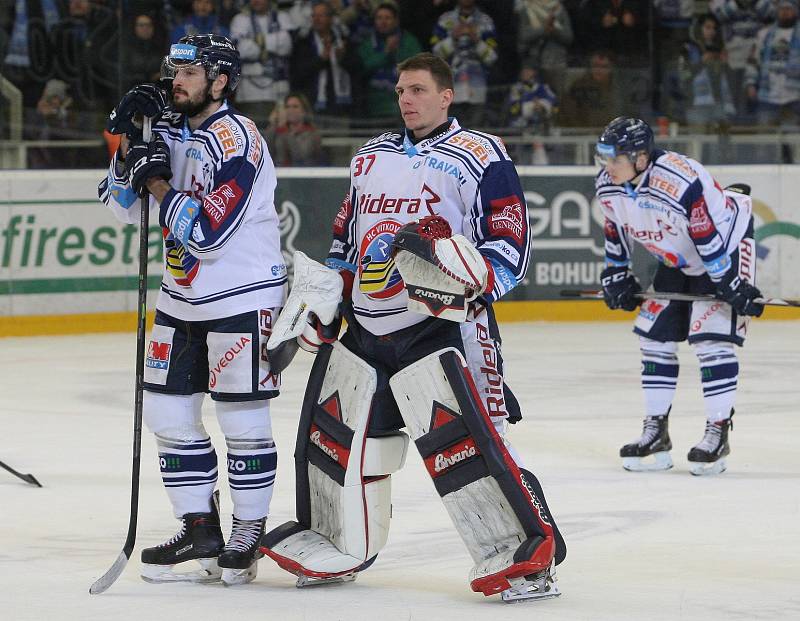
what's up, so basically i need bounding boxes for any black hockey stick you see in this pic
[560,289,800,307]
[0,459,42,487]
[90,117,152,595]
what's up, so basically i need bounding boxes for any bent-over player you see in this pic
[99,34,285,585]
[261,52,566,603]
[594,117,763,475]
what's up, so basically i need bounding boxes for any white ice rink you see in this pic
[1,320,799,620]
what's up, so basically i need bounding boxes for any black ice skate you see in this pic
[140,494,224,584]
[620,412,673,472]
[501,563,561,604]
[218,516,266,586]
[688,412,733,476]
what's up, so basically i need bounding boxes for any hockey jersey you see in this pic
[595,149,752,280]
[327,118,531,336]
[99,102,286,321]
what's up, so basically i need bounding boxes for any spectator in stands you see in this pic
[340,0,382,44]
[431,0,498,127]
[559,49,626,127]
[2,0,62,123]
[171,0,229,42]
[401,0,451,51]
[653,1,696,117]
[585,0,647,65]
[121,13,167,91]
[681,13,736,130]
[230,0,293,128]
[516,0,573,98]
[265,92,325,166]
[28,79,83,168]
[507,62,558,164]
[745,0,800,127]
[50,0,117,134]
[358,2,421,121]
[711,0,775,118]
[290,0,357,125]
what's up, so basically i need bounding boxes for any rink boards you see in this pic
[1,166,799,336]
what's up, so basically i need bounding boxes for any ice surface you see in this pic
[1,321,799,620]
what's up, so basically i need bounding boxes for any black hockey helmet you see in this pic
[161,34,241,95]
[595,117,655,166]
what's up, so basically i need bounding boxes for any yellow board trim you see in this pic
[1,302,798,337]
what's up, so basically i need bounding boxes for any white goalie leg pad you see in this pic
[261,342,409,581]
[390,348,556,597]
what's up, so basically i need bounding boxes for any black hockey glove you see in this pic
[125,135,172,197]
[715,269,764,317]
[107,83,168,138]
[600,265,642,311]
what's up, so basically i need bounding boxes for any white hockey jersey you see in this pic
[99,102,286,321]
[595,150,752,280]
[326,118,532,336]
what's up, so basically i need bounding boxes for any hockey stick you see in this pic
[90,117,152,595]
[560,289,800,307]
[0,459,42,487]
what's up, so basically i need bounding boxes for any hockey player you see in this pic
[98,34,285,585]
[594,116,763,476]
[260,52,565,603]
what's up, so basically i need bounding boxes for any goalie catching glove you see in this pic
[391,216,492,322]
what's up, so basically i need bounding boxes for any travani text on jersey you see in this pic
[411,155,467,185]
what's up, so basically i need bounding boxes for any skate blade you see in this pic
[222,562,258,586]
[689,458,727,476]
[295,572,357,588]
[622,452,673,472]
[501,572,561,604]
[141,558,221,584]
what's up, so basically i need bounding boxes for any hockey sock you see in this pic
[693,341,738,423]
[639,337,679,417]
[216,400,277,520]
[143,392,219,517]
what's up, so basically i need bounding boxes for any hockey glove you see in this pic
[600,265,642,311]
[107,83,169,138]
[392,216,490,296]
[125,135,172,197]
[715,269,764,317]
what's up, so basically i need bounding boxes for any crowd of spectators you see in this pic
[1,0,799,167]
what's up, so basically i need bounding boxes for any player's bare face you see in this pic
[171,65,213,117]
[396,70,452,138]
[603,155,637,185]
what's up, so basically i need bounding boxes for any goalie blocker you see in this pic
[260,339,564,598]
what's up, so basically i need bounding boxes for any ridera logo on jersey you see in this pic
[203,180,243,231]
[488,195,525,244]
[358,220,404,299]
[164,233,200,286]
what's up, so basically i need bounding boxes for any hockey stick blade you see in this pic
[89,550,130,595]
[560,289,800,307]
[0,459,42,487]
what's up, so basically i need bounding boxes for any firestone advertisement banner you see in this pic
[0,167,798,316]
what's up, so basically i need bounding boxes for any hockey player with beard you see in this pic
[260,52,566,603]
[594,116,763,476]
[99,34,285,585]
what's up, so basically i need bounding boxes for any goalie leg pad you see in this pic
[260,342,408,582]
[390,348,556,596]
